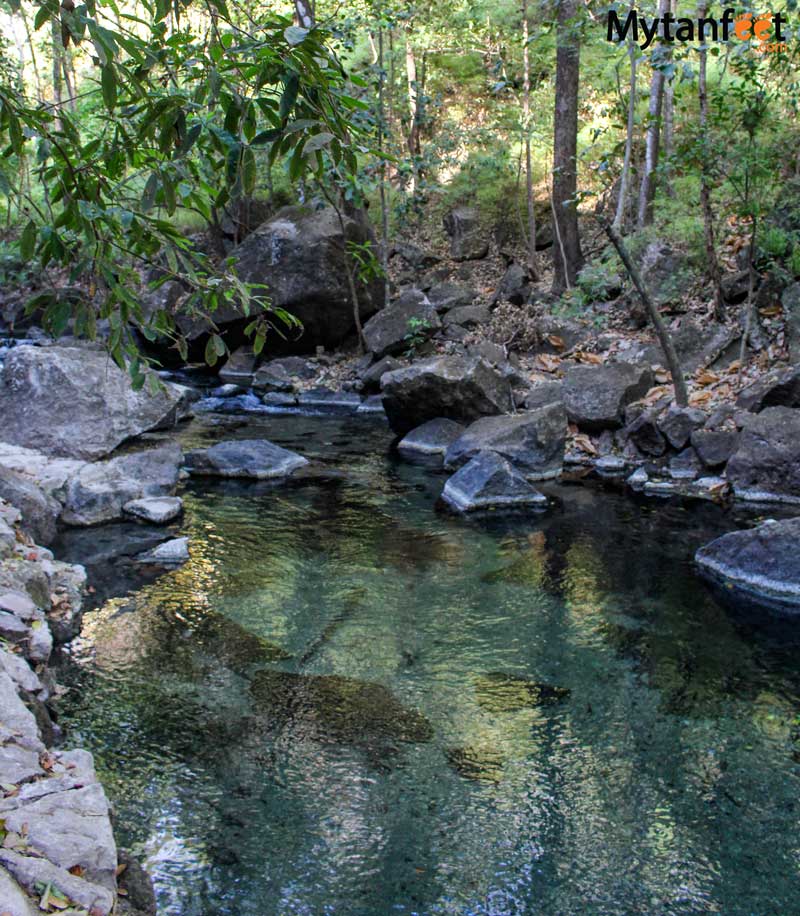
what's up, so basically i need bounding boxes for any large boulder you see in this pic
[381,356,513,436]
[0,346,186,460]
[443,404,566,479]
[563,363,653,431]
[0,469,60,545]
[443,207,488,261]
[361,355,402,393]
[61,444,183,526]
[398,418,465,460]
[737,366,800,412]
[362,289,440,358]
[441,452,547,513]
[691,429,739,469]
[229,206,384,351]
[186,439,308,479]
[695,518,800,613]
[725,407,800,502]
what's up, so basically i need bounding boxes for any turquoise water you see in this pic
[56,415,800,916]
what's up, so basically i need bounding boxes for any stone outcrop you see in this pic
[0,345,188,460]
[696,517,800,612]
[380,356,513,436]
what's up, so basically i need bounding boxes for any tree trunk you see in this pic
[293,0,314,28]
[603,219,689,406]
[378,26,391,304]
[661,0,676,198]
[613,28,636,232]
[698,0,724,319]
[637,0,668,227]
[551,0,583,293]
[50,17,63,130]
[20,6,43,99]
[522,0,539,279]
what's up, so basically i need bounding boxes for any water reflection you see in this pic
[55,415,800,916]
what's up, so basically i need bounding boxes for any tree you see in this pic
[637,0,669,227]
[521,0,538,278]
[551,0,583,293]
[613,18,636,232]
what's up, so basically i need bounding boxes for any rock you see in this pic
[466,340,507,367]
[117,851,157,916]
[0,647,45,698]
[360,355,402,393]
[0,470,60,545]
[443,404,566,479]
[493,263,530,305]
[637,241,692,310]
[186,439,308,479]
[669,448,701,480]
[0,346,186,460]
[0,670,40,741]
[643,479,678,497]
[695,517,800,612]
[61,444,182,527]
[522,381,563,411]
[218,346,257,386]
[209,383,243,398]
[0,865,41,916]
[123,496,183,525]
[624,410,666,456]
[563,363,653,431]
[658,405,707,449]
[627,467,649,490]
[442,305,491,328]
[41,560,86,645]
[595,455,627,475]
[737,366,800,412]
[398,418,465,459]
[391,242,440,270]
[137,536,189,566]
[441,452,548,513]
[635,318,736,373]
[443,207,488,261]
[362,289,440,358]
[0,849,115,915]
[253,356,317,391]
[721,270,751,304]
[427,282,476,312]
[228,206,383,351]
[691,429,739,468]
[782,281,800,364]
[356,395,386,415]
[536,316,592,354]
[262,391,298,409]
[381,356,514,436]
[296,388,361,413]
[725,407,800,502]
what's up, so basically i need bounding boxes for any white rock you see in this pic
[123,496,184,525]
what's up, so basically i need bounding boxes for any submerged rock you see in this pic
[381,356,513,436]
[445,745,506,783]
[695,517,800,613]
[250,668,433,755]
[398,418,465,460]
[0,345,186,460]
[441,452,548,513]
[443,404,566,479]
[186,439,308,479]
[136,537,189,566]
[473,671,571,712]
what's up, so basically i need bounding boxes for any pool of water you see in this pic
[54,414,800,916]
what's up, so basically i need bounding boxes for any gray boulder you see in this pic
[186,439,308,478]
[427,282,476,312]
[361,355,402,393]
[253,356,317,391]
[229,206,383,350]
[218,346,258,386]
[493,263,530,305]
[362,289,440,358]
[381,356,513,435]
[398,418,465,460]
[443,207,488,261]
[123,496,184,525]
[442,452,548,513]
[444,404,566,479]
[61,444,183,527]
[691,429,739,469]
[523,381,564,411]
[296,388,361,413]
[726,407,800,502]
[137,536,189,566]
[695,517,800,612]
[659,406,707,449]
[443,305,491,328]
[737,366,800,412]
[563,363,653,431]
[0,469,60,545]
[625,410,666,456]
[0,346,186,460]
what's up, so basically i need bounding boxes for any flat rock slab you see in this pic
[696,517,800,612]
[442,452,548,513]
[398,418,465,459]
[123,496,184,525]
[186,439,309,479]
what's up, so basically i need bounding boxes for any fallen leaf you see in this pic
[545,334,565,351]
[536,354,562,373]
[573,434,599,456]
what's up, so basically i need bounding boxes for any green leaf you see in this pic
[204,336,219,366]
[303,132,333,154]
[101,65,117,110]
[284,25,309,46]
[212,333,226,356]
[279,75,300,120]
[241,147,257,195]
[20,220,37,261]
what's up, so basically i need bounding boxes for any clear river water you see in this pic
[53,413,800,916]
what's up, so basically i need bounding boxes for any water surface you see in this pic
[56,415,800,916]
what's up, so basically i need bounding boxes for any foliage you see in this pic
[403,315,432,356]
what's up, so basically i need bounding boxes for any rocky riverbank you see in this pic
[0,498,155,916]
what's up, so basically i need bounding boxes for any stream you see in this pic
[53,413,800,916]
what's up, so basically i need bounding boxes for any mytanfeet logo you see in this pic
[607,7,788,53]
